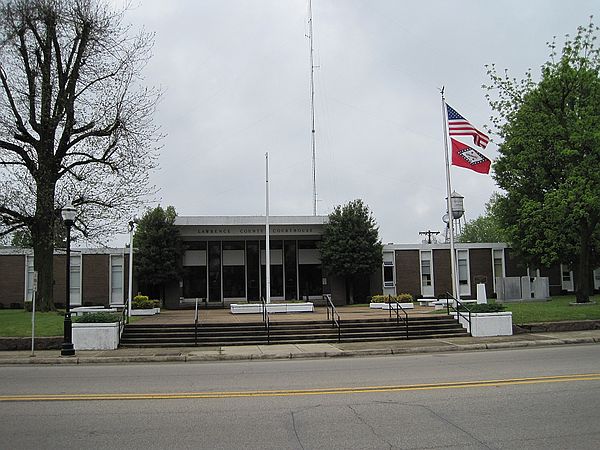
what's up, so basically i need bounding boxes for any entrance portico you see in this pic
[173,216,329,307]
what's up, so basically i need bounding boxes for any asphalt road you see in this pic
[1,345,600,449]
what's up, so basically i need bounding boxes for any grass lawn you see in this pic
[0,309,64,337]
[502,295,600,324]
[0,309,137,337]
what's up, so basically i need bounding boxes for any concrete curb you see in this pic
[1,335,598,365]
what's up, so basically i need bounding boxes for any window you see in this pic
[421,251,432,287]
[70,255,81,306]
[561,264,574,291]
[383,252,395,288]
[222,241,245,298]
[383,264,394,287]
[493,249,504,278]
[457,249,471,296]
[110,255,124,305]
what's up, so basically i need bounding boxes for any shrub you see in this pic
[370,294,414,303]
[397,293,413,302]
[132,295,156,309]
[73,312,121,323]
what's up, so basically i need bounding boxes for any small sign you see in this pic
[32,271,38,292]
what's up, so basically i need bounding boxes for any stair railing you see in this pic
[387,295,409,339]
[445,292,472,336]
[260,297,270,344]
[324,294,341,342]
[194,297,201,346]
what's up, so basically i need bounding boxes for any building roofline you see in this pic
[383,242,509,251]
[175,215,328,226]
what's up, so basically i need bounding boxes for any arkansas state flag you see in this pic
[451,138,491,174]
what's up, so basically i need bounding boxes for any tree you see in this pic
[0,0,160,310]
[485,20,600,303]
[458,193,508,243]
[133,206,182,303]
[321,199,383,304]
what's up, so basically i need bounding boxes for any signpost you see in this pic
[30,271,38,357]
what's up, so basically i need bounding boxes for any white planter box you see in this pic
[453,312,513,337]
[380,303,414,310]
[131,307,160,316]
[72,322,120,350]
[230,303,314,314]
[369,302,386,309]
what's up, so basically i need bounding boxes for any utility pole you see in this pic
[419,230,440,244]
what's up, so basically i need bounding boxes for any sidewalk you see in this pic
[1,329,599,365]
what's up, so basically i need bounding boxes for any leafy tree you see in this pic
[321,199,383,304]
[458,194,508,243]
[0,0,160,310]
[485,21,600,303]
[133,206,182,303]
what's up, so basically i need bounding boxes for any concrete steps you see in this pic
[119,316,469,347]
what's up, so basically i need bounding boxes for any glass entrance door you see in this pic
[208,242,221,303]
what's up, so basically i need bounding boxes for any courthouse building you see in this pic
[1,215,599,309]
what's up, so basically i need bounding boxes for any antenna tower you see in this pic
[308,0,317,215]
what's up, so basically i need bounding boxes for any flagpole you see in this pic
[265,152,271,304]
[440,88,460,301]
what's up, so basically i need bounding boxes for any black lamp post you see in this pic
[61,202,76,357]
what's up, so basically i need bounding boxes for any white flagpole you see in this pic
[441,88,460,300]
[265,152,271,304]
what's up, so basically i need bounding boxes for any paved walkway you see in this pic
[2,329,599,365]
[132,305,435,325]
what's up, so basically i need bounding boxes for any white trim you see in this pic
[560,264,574,292]
[109,254,124,306]
[457,249,471,297]
[491,248,505,293]
[70,254,82,306]
[420,250,434,297]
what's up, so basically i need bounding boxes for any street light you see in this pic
[127,217,138,321]
[61,201,76,357]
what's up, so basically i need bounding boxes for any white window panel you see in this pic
[222,250,245,266]
[184,250,207,266]
[298,249,321,265]
[110,255,124,305]
[261,249,283,265]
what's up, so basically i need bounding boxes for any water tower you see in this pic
[443,191,465,242]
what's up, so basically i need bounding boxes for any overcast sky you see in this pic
[116,0,598,245]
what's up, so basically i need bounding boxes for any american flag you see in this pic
[446,104,489,149]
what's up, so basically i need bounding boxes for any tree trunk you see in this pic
[31,178,57,311]
[575,225,592,303]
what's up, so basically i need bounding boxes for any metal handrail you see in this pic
[324,294,341,342]
[446,292,472,336]
[119,306,127,342]
[194,297,200,346]
[260,297,270,343]
[387,295,409,339]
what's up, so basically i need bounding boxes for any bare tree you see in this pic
[0,0,161,310]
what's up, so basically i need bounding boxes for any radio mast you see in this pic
[308,0,317,215]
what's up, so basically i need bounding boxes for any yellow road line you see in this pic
[2,373,600,402]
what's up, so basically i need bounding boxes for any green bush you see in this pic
[370,294,414,303]
[397,293,413,302]
[132,295,157,309]
[73,312,121,323]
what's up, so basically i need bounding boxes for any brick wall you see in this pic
[82,254,110,306]
[0,255,25,307]
[433,249,452,297]
[395,250,420,297]
[53,255,66,306]
[469,248,493,298]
